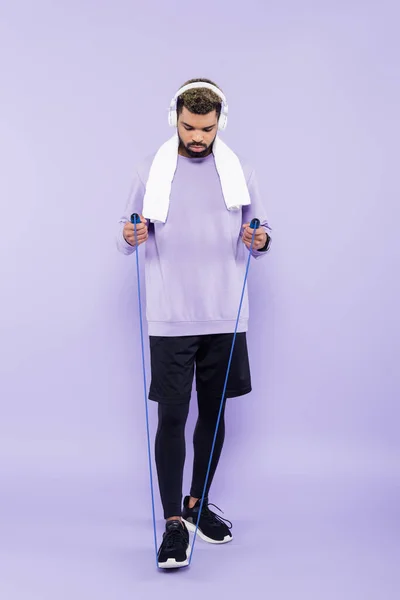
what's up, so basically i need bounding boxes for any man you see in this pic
[117,78,271,568]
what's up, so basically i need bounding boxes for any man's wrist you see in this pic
[257,232,271,252]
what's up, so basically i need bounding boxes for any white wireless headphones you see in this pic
[168,81,228,131]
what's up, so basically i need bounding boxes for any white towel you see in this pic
[142,133,251,223]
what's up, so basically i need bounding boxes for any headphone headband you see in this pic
[168,81,229,130]
[172,82,227,106]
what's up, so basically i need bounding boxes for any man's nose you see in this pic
[192,131,203,142]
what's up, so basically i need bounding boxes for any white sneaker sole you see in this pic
[158,545,191,569]
[182,519,233,544]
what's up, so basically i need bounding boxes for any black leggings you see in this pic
[155,392,226,519]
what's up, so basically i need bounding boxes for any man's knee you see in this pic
[157,402,190,431]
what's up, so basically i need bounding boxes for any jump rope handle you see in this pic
[250,218,260,229]
[130,213,141,224]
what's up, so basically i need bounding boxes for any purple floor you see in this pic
[1,463,398,599]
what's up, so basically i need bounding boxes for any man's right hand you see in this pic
[123,216,148,247]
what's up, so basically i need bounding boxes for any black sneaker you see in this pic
[182,496,233,544]
[157,519,191,569]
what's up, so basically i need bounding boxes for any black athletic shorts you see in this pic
[148,333,252,404]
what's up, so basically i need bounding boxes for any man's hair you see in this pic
[176,78,222,118]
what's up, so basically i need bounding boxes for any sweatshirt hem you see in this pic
[147,319,248,337]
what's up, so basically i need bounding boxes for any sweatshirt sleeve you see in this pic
[241,168,272,259]
[116,169,146,255]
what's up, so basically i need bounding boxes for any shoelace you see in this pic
[163,526,186,550]
[200,502,233,529]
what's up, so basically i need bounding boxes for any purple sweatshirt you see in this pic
[116,151,271,336]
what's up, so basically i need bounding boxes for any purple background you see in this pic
[1,0,399,598]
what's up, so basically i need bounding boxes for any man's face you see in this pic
[177,106,218,158]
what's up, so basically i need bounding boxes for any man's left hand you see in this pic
[242,223,268,250]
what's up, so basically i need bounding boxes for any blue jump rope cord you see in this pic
[132,215,259,568]
[188,223,258,564]
[133,219,159,570]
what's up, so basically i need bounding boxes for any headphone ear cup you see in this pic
[168,103,178,127]
[218,103,228,130]
[218,112,228,131]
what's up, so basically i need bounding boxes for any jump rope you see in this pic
[130,212,260,569]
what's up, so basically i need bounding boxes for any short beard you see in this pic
[178,135,213,158]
